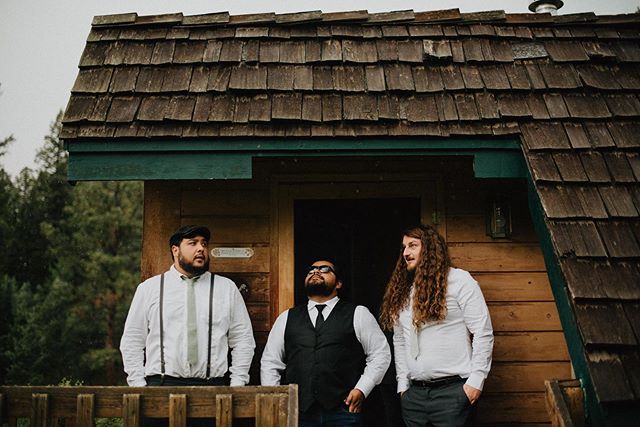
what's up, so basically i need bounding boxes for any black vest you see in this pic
[283,300,366,412]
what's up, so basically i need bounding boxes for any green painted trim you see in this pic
[65,138,524,181]
[526,178,606,426]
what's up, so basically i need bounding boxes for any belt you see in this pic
[410,375,463,388]
[145,375,228,386]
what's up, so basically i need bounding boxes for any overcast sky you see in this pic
[1,0,637,177]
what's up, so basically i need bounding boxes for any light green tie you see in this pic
[186,277,198,367]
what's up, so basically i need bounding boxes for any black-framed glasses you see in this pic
[306,265,335,275]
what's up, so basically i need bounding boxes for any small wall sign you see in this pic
[211,247,255,258]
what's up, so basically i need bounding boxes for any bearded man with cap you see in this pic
[261,258,390,427]
[120,225,255,388]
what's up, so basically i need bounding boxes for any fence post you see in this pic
[122,394,141,427]
[169,394,186,427]
[76,394,95,427]
[31,394,49,427]
[215,394,232,427]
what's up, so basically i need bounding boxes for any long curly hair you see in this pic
[380,224,451,330]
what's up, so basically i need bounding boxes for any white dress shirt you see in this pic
[120,266,255,386]
[260,296,391,397]
[394,267,494,393]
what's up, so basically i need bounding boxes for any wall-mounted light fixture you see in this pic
[486,197,512,239]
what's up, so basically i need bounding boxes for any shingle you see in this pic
[192,95,212,122]
[301,94,322,122]
[165,96,196,121]
[553,152,589,182]
[462,39,484,62]
[611,41,640,62]
[496,94,531,118]
[539,63,581,88]
[538,187,585,218]
[628,153,640,181]
[384,64,415,91]
[333,66,366,92]
[613,65,640,90]
[582,41,617,60]
[608,122,640,148]
[397,40,423,63]
[413,67,444,93]
[503,64,531,90]
[624,303,640,343]
[544,41,589,62]
[79,43,108,67]
[576,64,620,90]
[560,258,606,298]
[460,66,483,89]
[305,40,322,62]
[406,95,439,122]
[342,40,377,63]
[89,96,112,122]
[249,94,271,122]
[489,40,514,62]
[475,93,499,119]
[543,94,569,119]
[440,65,465,90]
[321,40,342,62]
[521,122,571,150]
[495,26,516,37]
[259,41,280,63]
[435,94,458,121]
[135,67,164,92]
[409,24,444,37]
[343,95,378,121]
[63,96,96,122]
[293,66,313,91]
[376,40,398,61]
[104,41,127,65]
[208,95,233,121]
[512,42,548,60]
[422,40,452,62]
[600,261,640,299]
[313,66,334,90]
[380,25,410,37]
[597,221,640,258]
[138,96,170,121]
[266,65,294,90]
[173,41,205,63]
[577,305,637,344]
[109,67,139,93]
[160,66,192,92]
[567,186,609,219]
[564,123,591,149]
[479,65,510,90]
[220,40,243,62]
[454,94,479,121]
[229,64,268,90]
[621,351,640,400]
[365,66,386,92]
[604,95,640,117]
[280,41,306,64]
[189,66,210,93]
[604,152,636,183]
[587,351,636,403]
[450,40,465,63]
[564,94,611,119]
[232,96,251,123]
[580,152,611,182]
[377,95,401,120]
[330,25,365,37]
[527,153,562,182]
[322,94,342,121]
[585,123,616,148]
[203,40,223,63]
[599,186,639,217]
[549,220,608,257]
[72,68,113,93]
[524,62,547,89]
[241,40,260,63]
[106,96,141,123]
[272,93,302,120]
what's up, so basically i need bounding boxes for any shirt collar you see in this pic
[169,265,206,282]
[307,295,339,312]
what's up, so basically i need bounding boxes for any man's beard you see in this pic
[305,278,334,297]
[179,255,210,277]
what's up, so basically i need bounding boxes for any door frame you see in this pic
[270,172,442,320]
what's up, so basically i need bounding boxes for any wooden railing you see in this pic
[544,379,585,427]
[0,385,298,427]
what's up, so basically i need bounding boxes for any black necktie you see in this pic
[315,304,326,331]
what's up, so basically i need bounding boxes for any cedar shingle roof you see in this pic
[61,7,640,411]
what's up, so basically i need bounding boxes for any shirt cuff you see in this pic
[354,376,376,397]
[230,380,246,387]
[465,372,486,391]
[128,377,147,387]
[397,379,410,394]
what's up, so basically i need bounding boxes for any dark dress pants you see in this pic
[400,380,472,427]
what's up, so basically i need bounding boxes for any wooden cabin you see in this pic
[61,7,640,426]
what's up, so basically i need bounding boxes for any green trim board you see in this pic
[64,138,525,181]
[526,179,605,426]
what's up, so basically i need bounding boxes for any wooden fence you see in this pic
[544,379,585,427]
[0,385,298,427]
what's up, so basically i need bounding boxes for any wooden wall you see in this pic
[141,156,571,425]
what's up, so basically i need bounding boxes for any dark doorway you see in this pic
[294,197,419,427]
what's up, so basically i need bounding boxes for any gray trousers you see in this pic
[400,380,472,427]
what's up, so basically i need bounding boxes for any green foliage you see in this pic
[0,112,143,385]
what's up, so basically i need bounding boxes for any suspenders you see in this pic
[158,272,215,381]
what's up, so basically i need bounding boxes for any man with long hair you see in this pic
[261,258,390,426]
[380,224,493,427]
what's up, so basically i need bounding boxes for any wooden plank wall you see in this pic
[445,177,571,426]
[142,158,572,425]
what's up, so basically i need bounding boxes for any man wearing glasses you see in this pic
[261,259,391,426]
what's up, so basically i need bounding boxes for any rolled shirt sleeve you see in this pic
[353,306,391,397]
